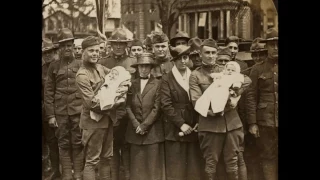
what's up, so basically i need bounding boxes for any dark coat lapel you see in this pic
[141,76,155,98]
[132,78,142,103]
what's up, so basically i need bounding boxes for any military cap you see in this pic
[170,45,191,62]
[42,38,58,52]
[131,53,156,67]
[131,39,143,47]
[217,47,232,57]
[201,38,219,49]
[82,36,100,50]
[225,36,240,46]
[57,28,74,43]
[108,28,132,42]
[250,38,267,52]
[188,37,202,51]
[151,31,169,44]
[74,38,84,47]
[261,28,278,42]
[170,31,190,46]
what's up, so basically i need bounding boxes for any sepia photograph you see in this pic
[42,0,278,180]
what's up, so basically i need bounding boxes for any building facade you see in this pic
[121,0,278,42]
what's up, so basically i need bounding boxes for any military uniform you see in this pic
[246,28,278,180]
[190,64,247,180]
[246,58,278,179]
[44,28,84,180]
[97,28,135,180]
[42,38,61,179]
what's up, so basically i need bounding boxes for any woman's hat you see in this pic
[131,53,156,67]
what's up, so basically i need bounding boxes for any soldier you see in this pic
[74,38,84,60]
[246,28,278,180]
[75,36,114,180]
[250,38,268,65]
[149,31,174,79]
[99,40,107,59]
[225,36,249,75]
[188,37,202,70]
[129,39,144,57]
[170,31,190,47]
[44,28,84,180]
[98,28,136,180]
[189,39,251,180]
[42,38,61,180]
[143,34,153,53]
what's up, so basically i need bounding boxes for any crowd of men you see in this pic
[42,27,278,180]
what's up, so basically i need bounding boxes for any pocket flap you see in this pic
[257,102,268,109]
[55,94,62,99]
[57,69,65,75]
[258,72,273,80]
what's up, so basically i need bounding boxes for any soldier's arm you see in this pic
[44,62,56,119]
[234,75,252,96]
[160,75,185,128]
[140,83,161,132]
[246,67,259,124]
[126,86,140,129]
[189,72,203,107]
[75,73,105,113]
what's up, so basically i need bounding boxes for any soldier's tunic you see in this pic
[44,57,83,150]
[189,64,249,178]
[246,58,278,160]
[75,63,114,180]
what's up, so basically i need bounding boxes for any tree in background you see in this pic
[156,0,191,39]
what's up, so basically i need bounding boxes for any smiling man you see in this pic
[44,28,84,180]
[76,36,113,180]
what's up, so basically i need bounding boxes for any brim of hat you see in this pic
[58,38,75,43]
[171,46,191,61]
[170,37,191,45]
[260,37,278,43]
[108,39,132,42]
[250,49,268,52]
[131,63,156,68]
[42,47,55,52]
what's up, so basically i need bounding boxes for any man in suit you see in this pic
[125,53,165,180]
[189,39,251,180]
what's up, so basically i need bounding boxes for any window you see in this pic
[48,19,54,31]
[57,20,62,30]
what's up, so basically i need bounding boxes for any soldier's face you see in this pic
[83,45,100,64]
[200,46,218,65]
[131,46,143,56]
[175,39,188,47]
[227,42,239,59]
[100,42,106,56]
[60,41,74,58]
[190,52,202,68]
[266,41,278,59]
[42,50,54,63]
[138,64,152,78]
[216,55,231,66]
[111,42,127,56]
[153,42,169,58]
[73,45,82,59]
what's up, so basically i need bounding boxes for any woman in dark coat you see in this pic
[125,53,165,180]
[161,45,205,180]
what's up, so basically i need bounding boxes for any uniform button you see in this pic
[275,101,278,104]
[274,72,277,75]
[68,69,71,71]
[274,82,277,85]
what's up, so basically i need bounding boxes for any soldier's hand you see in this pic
[48,117,58,128]
[249,124,260,138]
[180,124,193,135]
